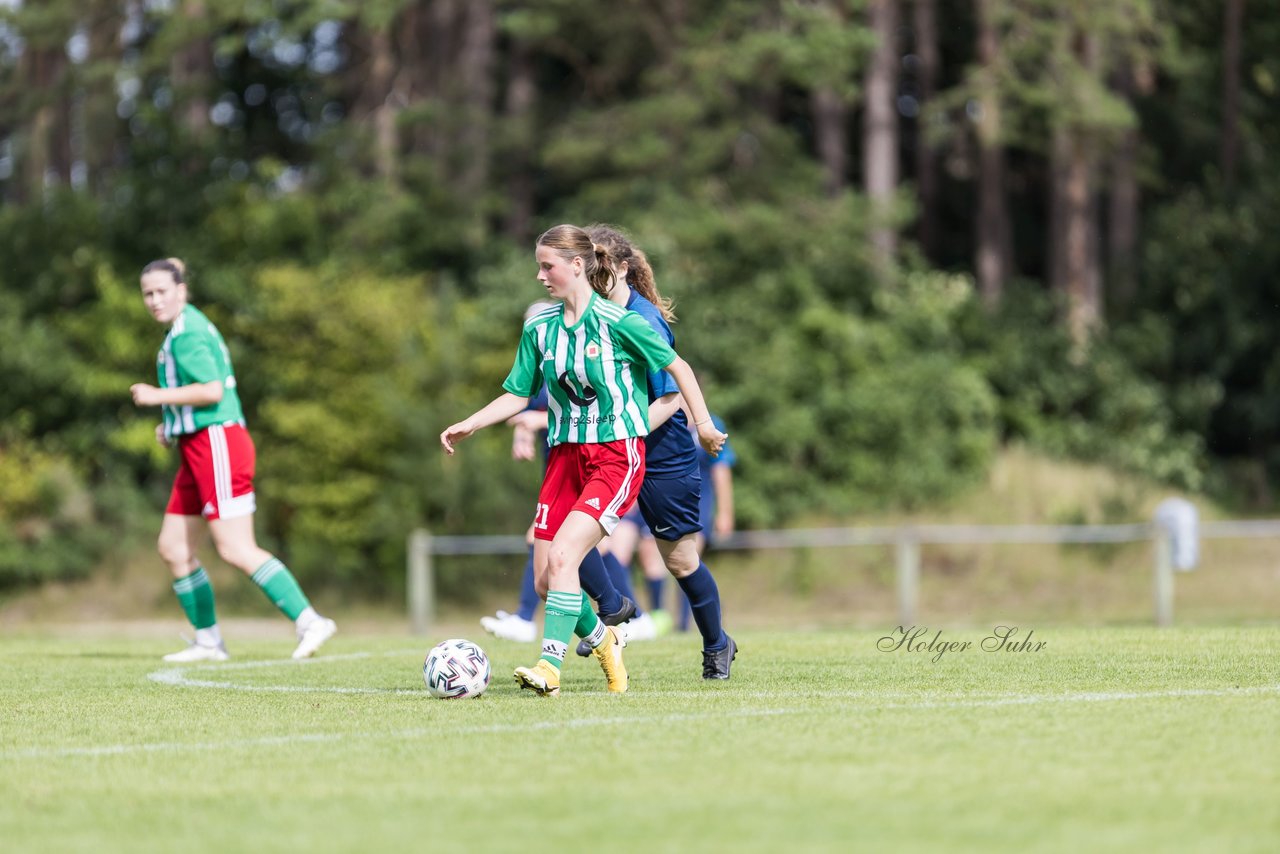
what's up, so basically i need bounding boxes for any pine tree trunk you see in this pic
[812,86,847,197]
[1056,132,1099,343]
[1221,0,1244,191]
[170,0,212,144]
[1108,67,1140,310]
[1049,31,1102,344]
[20,45,67,202]
[84,2,124,194]
[348,13,406,185]
[371,27,401,183]
[502,41,536,242]
[863,0,900,264]
[913,0,939,256]
[974,0,1012,307]
[1048,129,1068,297]
[456,0,495,202]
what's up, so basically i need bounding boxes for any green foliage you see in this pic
[967,282,1205,489]
[224,264,434,589]
[612,197,999,525]
[0,0,1269,596]
[1122,175,1280,490]
[0,430,129,589]
[0,204,161,589]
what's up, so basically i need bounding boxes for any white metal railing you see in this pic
[405,520,1280,635]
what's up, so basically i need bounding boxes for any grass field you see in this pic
[2,623,1278,853]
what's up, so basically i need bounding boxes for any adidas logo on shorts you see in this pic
[585,497,601,510]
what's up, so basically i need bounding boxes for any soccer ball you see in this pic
[423,638,491,699]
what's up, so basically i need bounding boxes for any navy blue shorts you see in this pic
[636,469,703,541]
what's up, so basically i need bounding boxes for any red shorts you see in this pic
[166,423,257,521]
[533,438,645,541]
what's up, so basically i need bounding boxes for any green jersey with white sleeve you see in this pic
[156,305,245,439]
[502,293,677,446]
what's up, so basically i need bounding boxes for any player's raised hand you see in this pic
[440,420,478,455]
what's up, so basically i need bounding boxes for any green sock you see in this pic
[541,590,584,667]
[250,557,311,621]
[173,566,217,629]
[575,598,607,648]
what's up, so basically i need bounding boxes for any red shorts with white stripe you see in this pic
[533,438,645,541]
[166,423,257,520]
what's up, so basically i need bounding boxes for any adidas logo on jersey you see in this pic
[585,497,601,510]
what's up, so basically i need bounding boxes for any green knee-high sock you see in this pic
[250,557,311,621]
[541,590,584,668]
[574,597,608,649]
[173,566,217,629]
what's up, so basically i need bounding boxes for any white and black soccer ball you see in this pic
[423,638,491,699]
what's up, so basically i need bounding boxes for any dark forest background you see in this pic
[1,0,1275,598]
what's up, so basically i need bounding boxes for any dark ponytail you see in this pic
[585,223,676,321]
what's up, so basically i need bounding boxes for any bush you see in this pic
[966,282,1205,490]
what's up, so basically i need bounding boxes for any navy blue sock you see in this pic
[646,577,665,612]
[578,548,623,616]
[516,547,539,621]
[676,563,727,650]
[602,552,643,616]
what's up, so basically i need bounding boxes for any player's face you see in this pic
[535,245,582,299]
[140,271,186,324]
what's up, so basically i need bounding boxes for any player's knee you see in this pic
[666,556,698,578]
[213,541,256,573]
[663,539,701,577]
[156,533,193,571]
[545,544,572,576]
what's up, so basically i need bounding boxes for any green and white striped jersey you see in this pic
[156,305,245,439]
[502,293,677,446]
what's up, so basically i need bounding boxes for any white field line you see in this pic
[1,708,797,760]
[150,649,1280,708]
[2,648,1276,762]
[642,685,1280,703]
[148,649,427,695]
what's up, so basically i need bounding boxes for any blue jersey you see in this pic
[625,289,697,477]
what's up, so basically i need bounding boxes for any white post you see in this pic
[1153,529,1174,627]
[407,529,434,636]
[895,535,920,626]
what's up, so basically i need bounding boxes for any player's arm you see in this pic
[612,312,725,455]
[507,396,549,461]
[506,408,549,431]
[133,332,226,408]
[648,391,684,431]
[511,423,535,460]
[711,463,735,539]
[131,380,223,408]
[663,356,726,456]
[441,392,529,455]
